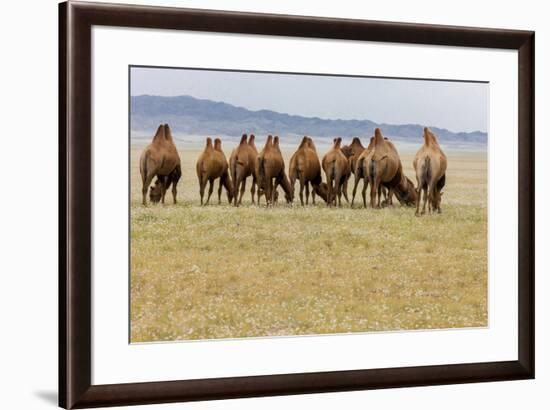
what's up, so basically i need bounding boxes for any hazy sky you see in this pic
[130,66,488,133]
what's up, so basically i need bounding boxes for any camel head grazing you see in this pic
[149,179,163,203]
[393,175,417,207]
[139,123,181,205]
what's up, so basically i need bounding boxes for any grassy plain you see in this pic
[130,142,487,342]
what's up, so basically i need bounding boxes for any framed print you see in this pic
[59,1,535,408]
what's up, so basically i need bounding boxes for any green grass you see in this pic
[130,146,487,342]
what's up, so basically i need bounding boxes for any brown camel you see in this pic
[351,137,376,207]
[341,137,366,176]
[196,137,233,205]
[413,127,447,215]
[366,128,416,208]
[256,135,293,206]
[139,124,181,205]
[289,136,329,205]
[322,138,351,207]
[149,165,181,204]
[229,134,258,206]
[247,134,277,205]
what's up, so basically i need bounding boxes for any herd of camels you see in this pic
[139,124,447,216]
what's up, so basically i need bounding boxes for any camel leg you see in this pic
[370,178,380,208]
[172,175,180,205]
[238,178,247,206]
[271,178,279,205]
[299,178,305,206]
[141,173,155,206]
[232,173,241,206]
[217,179,223,204]
[305,182,310,205]
[334,172,342,207]
[352,175,361,208]
[376,184,382,208]
[205,179,214,205]
[361,178,368,208]
[435,189,442,214]
[415,188,422,216]
[160,175,168,205]
[221,173,232,204]
[265,177,273,207]
[199,176,206,206]
[251,175,257,205]
[342,176,349,204]
[171,183,178,204]
[290,175,296,205]
[427,183,435,215]
[421,187,428,215]
[326,177,333,207]
[312,184,316,205]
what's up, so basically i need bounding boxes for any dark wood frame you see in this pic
[59,1,535,408]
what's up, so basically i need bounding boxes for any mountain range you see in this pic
[130,95,487,146]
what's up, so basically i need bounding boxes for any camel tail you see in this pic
[231,159,239,196]
[357,156,366,178]
[420,157,432,190]
[258,156,266,181]
[368,159,376,185]
[327,160,337,181]
[313,183,328,202]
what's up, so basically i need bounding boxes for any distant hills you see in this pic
[130,95,487,146]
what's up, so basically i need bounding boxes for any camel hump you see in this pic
[299,136,309,149]
[423,127,439,146]
[351,137,362,146]
[240,134,248,145]
[265,135,273,149]
[366,136,375,150]
[248,134,255,145]
[163,124,173,141]
[374,128,385,147]
[333,137,342,148]
[205,137,213,148]
[273,136,280,147]
[214,138,222,150]
[306,137,317,151]
[424,127,440,147]
[423,127,431,146]
[152,124,166,143]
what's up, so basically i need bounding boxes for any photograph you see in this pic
[129,66,489,343]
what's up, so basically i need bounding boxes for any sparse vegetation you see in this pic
[130,144,487,343]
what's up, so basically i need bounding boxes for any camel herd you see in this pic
[139,124,447,215]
